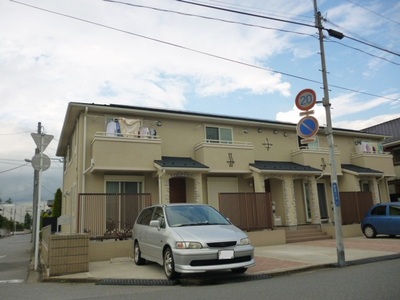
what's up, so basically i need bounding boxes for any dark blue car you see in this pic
[361,203,400,238]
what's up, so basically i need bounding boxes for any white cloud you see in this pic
[0,0,398,203]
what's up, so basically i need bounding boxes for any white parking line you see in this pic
[0,279,24,284]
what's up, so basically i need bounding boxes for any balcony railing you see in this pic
[194,139,255,172]
[291,146,342,175]
[90,132,162,173]
[350,150,394,175]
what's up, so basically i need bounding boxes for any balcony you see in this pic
[90,132,162,173]
[350,152,395,176]
[291,147,342,175]
[194,140,254,172]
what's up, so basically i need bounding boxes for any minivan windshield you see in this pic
[165,205,230,227]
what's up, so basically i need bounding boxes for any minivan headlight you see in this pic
[239,237,250,245]
[176,241,202,249]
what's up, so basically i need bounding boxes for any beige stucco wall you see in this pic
[58,104,394,234]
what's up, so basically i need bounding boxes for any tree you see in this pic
[24,212,32,229]
[52,188,62,218]
[0,197,13,204]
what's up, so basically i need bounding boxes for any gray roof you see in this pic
[362,117,400,144]
[341,164,383,175]
[155,156,209,169]
[250,161,321,173]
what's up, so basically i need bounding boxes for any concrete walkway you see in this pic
[42,237,400,284]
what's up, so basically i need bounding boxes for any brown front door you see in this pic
[169,177,186,203]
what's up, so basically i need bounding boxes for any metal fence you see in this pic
[340,192,373,225]
[219,193,273,231]
[77,193,152,239]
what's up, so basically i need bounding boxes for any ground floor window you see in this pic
[105,176,144,231]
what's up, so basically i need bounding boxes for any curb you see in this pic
[37,253,400,286]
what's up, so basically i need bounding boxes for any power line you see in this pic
[110,0,398,67]
[183,0,315,23]
[174,0,316,28]
[346,0,400,26]
[0,163,30,174]
[326,39,400,66]
[344,35,400,58]
[324,18,400,58]
[175,0,400,57]
[104,0,316,38]
[10,0,399,103]
[0,131,31,136]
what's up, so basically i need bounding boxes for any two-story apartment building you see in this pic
[56,102,395,242]
[362,117,400,202]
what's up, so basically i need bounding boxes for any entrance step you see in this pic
[285,225,332,243]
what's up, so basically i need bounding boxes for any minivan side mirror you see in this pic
[150,220,160,229]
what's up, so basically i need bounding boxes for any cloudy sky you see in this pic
[0,0,399,211]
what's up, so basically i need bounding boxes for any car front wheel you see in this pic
[163,247,179,280]
[363,225,376,238]
[133,241,146,265]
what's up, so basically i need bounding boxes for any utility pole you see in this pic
[313,0,346,267]
[30,124,53,271]
[31,122,41,246]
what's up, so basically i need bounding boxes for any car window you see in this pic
[371,205,386,216]
[136,207,154,225]
[166,205,230,227]
[389,205,400,216]
[152,207,166,228]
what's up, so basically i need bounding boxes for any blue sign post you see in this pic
[332,182,340,207]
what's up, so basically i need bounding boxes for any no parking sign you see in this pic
[297,116,319,139]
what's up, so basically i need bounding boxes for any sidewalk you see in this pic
[42,237,400,284]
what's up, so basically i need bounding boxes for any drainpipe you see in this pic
[80,107,88,233]
[158,169,166,204]
[377,174,384,182]
[82,106,88,194]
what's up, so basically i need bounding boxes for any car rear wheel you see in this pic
[231,267,247,274]
[134,241,146,265]
[363,225,376,238]
[163,247,179,280]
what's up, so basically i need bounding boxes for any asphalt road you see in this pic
[0,233,32,283]
[1,233,400,299]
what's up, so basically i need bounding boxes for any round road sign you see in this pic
[31,153,51,171]
[297,116,319,138]
[295,89,317,111]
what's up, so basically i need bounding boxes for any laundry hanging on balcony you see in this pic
[106,119,121,136]
[119,118,141,137]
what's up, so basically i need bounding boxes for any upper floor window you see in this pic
[205,126,233,143]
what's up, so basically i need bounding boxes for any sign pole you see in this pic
[30,130,53,271]
[34,134,44,271]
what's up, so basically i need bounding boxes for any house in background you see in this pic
[362,117,400,202]
[55,102,395,245]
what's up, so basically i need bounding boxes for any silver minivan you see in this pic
[132,203,255,279]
